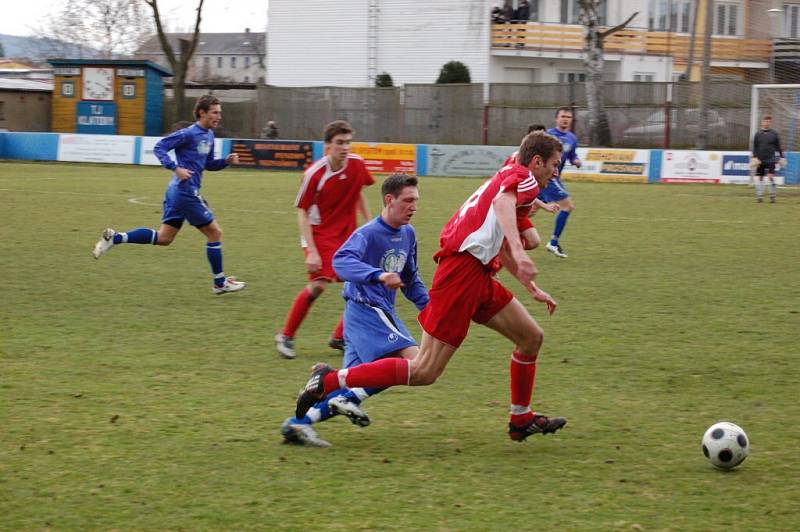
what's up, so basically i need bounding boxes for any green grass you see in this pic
[2,161,799,530]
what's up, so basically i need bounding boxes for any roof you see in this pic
[136,32,265,56]
[0,78,53,92]
[47,59,172,76]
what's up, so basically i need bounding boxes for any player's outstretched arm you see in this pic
[357,189,371,222]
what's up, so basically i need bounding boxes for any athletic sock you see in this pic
[755,181,764,199]
[283,287,317,338]
[552,210,570,242]
[322,357,409,394]
[206,242,224,287]
[509,349,538,427]
[770,182,777,199]
[114,228,157,245]
[331,317,344,341]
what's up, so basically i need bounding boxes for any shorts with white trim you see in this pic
[342,299,417,368]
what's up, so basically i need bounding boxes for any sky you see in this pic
[0,0,268,37]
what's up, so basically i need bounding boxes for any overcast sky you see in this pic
[0,0,268,37]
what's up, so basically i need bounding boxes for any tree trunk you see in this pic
[580,1,638,147]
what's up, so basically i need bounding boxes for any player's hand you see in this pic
[175,167,193,180]
[511,247,537,284]
[541,202,560,213]
[526,283,557,315]
[751,157,761,168]
[305,250,322,273]
[226,153,240,165]
[779,158,787,168]
[379,272,404,289]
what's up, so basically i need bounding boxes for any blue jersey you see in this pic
[547,127,579,176]
[153,123,227,191]
[333,216,429,314]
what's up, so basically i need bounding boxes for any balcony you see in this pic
[491,22,772,66]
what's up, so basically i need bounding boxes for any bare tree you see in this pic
[144,0,204,121]
[33,0,154,59]
[578,1,638,146]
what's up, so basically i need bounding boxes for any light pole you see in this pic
[767,7,782,83]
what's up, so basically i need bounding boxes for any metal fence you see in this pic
[165,81,755,149]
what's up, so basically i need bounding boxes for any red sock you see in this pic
[509,350,538,427]
[323,357,409,393]
[331,317,344,341]
[282,287,316,338]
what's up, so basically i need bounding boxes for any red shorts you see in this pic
[418,252,514,348]
[303,244,340,282]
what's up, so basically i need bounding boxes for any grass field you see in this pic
[2,160,799,530]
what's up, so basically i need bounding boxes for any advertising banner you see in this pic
[229,140,313,170]
[560,148,649,183]
[139,136,223,166]
[427,145,515,177]
[720,152,785,185]
[661,150,722,183]
[57,134,135,164]
[351,142,416,173]
[75,101,117,135]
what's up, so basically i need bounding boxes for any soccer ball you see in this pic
[701,421,749,469]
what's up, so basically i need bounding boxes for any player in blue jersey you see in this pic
[91,95,245,294]
[542,106,582,258]
[281,173,429,447]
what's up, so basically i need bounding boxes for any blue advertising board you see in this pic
[76,101,117,135]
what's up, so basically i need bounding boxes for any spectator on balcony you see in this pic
[491,4,504,23]
[515,0,530,22]
[501,0,515,22]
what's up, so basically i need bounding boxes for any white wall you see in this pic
[266,0,490,87]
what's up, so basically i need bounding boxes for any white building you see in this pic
[266,0,778,87]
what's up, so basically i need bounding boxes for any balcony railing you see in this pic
[491,22,772,64]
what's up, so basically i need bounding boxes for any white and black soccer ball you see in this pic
[702,421,749,469]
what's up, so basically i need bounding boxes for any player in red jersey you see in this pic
[275,120,375,359]
[295,131,567,441]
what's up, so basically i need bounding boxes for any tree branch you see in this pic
[600,11,639,39]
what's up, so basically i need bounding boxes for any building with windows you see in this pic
[266,0,789,86]
[136,29,265,84]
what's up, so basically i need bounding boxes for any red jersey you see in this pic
[295,154,375,248]
[435,163,539,266]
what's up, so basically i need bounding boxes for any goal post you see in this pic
[750,84,800,154]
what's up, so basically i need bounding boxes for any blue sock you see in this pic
[113,228,157,245]
[551,210,570,245]
[290,387,385,425]
[206,242,224,286]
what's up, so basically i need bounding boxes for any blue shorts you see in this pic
[162,187,214,228]
[342,299,417,368]
[538,176,569,203]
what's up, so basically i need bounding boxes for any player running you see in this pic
[281,173,428,446]
[294,131,566,442]
[91,95,245,294]
[275,120,375,359]
[543,106,582,258]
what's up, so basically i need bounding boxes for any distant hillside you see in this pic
[0,34,100,60]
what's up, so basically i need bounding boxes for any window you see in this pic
[230,56,236,68]
[634,72,655,82]
[784,4,800,38]
[203,56,210,66]
[714,2,741,36]
[649,0,692,32]
[245,56,251,68]
[244,75,250,83]
[529,0,540,21]
[217,57,222,68]
[61,80,75,97]
[561,0,605,25]
[0,101,4,120]
[122,83,136,99]
[558,71,586,83]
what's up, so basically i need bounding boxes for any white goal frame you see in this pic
[750,84,800,152]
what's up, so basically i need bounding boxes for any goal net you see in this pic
[750,84,800,153]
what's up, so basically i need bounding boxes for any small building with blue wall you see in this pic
[48,59,171,136]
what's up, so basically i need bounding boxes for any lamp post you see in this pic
[767,7,782,83]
